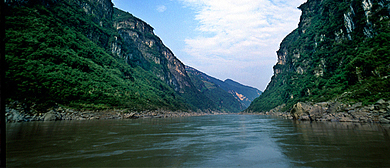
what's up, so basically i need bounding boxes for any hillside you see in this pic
[110,8,215,110]
[186,66,262,110]
[185,66,245,112]
[247,0,390,112]
[221,79,262,107]
[4,0,214,112]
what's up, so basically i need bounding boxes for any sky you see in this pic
[112,0,307,91]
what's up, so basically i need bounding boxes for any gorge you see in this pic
[4,0,390,122]
[5,0,390,167]
[5,0,260,120]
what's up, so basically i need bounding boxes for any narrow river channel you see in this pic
[6,115,390,167]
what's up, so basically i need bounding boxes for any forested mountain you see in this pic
[4,0,215,112]
[186,66,244,112]
[247,0,390,112]
[186,66,262,111]
[218,79,262,107]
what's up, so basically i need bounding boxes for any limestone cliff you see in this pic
[247,0,390,112]
[110,9,214,110]
[111,9,193,94]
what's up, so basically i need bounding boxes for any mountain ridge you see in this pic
[186,66,262,108]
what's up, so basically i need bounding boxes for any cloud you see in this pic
[157,5,167,12]
[178,0,306,90]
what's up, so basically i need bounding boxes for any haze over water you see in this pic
[6,115,390,167]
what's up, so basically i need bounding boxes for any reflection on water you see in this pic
[273,120,390,167]
[6,115,390,167]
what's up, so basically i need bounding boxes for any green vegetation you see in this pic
[186,67,244,112]
[112,8,216,111]
[4,1,190,112]
[247,0,390,112]
[222,79,262,107]
[188,68,262,108]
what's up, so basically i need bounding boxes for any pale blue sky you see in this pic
[112,0,306,90]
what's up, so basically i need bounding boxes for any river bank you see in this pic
[5,105,229,123]
[7,99,390,124]
[242,99,390,124]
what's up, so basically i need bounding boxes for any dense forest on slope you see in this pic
[247,0,390,112]
[216,79,262,107]
[111,8,216,111]
[4,0,197,112]
[186,66,262,109]
[186,66,245,112]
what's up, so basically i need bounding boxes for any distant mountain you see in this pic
[186,66,262,110]
[220,79,263,107]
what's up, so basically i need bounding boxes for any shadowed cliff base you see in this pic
[5,104,233,122]
[243,99,390,124]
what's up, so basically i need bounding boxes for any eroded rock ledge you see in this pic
[5,105,228,123]
[244,99,390,124]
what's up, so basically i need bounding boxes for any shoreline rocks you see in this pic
[5,105,230,123]
[8,99,389,124]
[244,99,390,124]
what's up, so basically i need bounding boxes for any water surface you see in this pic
[6,115,390,167]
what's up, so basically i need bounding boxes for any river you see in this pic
[6,115,390,167]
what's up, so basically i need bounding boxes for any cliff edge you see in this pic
[247,0,390,112]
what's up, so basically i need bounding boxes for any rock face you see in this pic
[288,99,390,123]
[247,0,390,112]
[112,9,194,94]
[109,6,213,110]
[247,99,390,124]
[43,112,57,121]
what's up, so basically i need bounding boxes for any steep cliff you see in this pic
[247,0,390,112]
[186,66,262,110]
[4,0,213,112]
[110,8,215,110]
